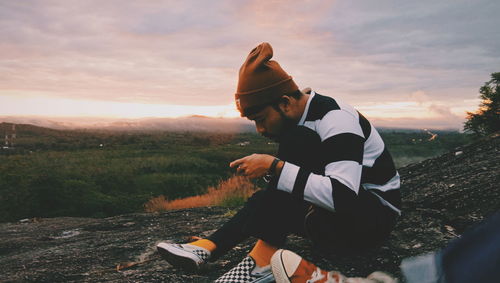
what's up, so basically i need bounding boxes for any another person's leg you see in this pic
[401,210,500,283]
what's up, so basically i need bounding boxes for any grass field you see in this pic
[0,124,472,222]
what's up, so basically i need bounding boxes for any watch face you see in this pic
[263,174,272,183]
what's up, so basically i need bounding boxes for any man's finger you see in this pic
[229,157,245,168]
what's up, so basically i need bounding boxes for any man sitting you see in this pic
[157,42,401,283]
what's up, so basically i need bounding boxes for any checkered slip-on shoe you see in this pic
[156,242,210,272]
[215,256,275,283]
[271,249,396,283]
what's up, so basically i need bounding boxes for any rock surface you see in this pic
[1,134,499,282]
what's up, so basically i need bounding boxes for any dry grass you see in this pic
[144,175,259,212]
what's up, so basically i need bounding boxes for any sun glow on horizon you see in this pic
[1,94,473,124]
[0,95,241,119]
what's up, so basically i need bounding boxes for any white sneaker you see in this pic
[156,242,210,272]
[215,256,275,283]
[271,249,397,283]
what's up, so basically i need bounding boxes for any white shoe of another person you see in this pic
[271,249,396,283]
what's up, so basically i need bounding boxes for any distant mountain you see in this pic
[0,122,64,137]
[0,116,255,133]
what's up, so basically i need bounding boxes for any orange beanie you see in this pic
[235,42,298,116]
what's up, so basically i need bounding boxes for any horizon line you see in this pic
[0,115,463,131]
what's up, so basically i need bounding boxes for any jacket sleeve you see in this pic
[275,109,365,212]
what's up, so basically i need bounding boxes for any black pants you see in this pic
[208,126,398,259]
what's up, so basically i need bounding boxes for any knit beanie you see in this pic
[235,42,298,116]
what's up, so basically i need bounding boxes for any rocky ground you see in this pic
[1,133,499,282]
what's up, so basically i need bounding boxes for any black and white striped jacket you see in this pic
[276,91,401,215]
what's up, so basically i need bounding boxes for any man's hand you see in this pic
[229,154,274,179]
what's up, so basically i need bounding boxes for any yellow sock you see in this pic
[248,240,278,267]
[189,239,217,253]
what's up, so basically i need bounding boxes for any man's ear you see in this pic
[278,95,292,113]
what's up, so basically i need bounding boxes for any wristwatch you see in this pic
[268,157,281,175]
[263,157,281,183]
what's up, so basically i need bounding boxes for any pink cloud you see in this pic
[0,0,496,130]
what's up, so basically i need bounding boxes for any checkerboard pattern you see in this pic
[174,244,210,262]
[215,256,272,283]
[189,246,210,261]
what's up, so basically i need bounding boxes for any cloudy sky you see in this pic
[1,0,499,129]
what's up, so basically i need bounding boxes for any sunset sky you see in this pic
[1,0,499,129]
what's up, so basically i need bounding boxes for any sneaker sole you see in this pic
[271,250,292,283]
[157,243,201,272]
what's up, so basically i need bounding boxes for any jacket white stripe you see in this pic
[363,124,385,167]
[362,172,401,192]
[325,160,362,194]
[369,190,402,215]
[276,162,300,194]
[304,173,335,211]
[315,110,364,141]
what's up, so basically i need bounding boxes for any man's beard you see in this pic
[270,111,297,143]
